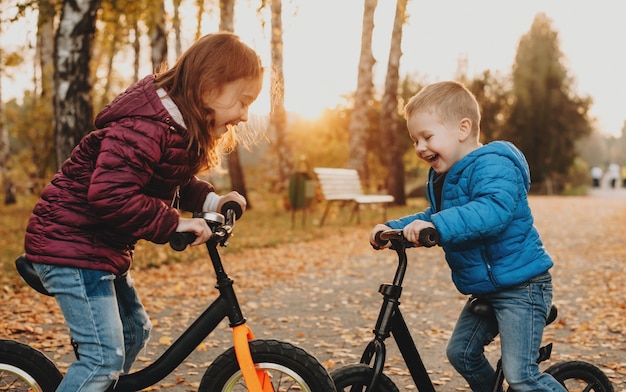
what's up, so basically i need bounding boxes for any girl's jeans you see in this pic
[33,263,152,392]
[446,272,566,392]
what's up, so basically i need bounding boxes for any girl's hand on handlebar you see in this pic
[217,191,247,214]
[176,217,212,246]
[403,220,436,247]
[370,224,392,249]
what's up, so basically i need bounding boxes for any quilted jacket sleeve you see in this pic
[87,120,180,244]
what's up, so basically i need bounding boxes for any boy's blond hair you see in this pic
[404,81,481,135]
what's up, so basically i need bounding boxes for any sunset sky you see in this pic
[234,0,626,137]
[3,0,625,137]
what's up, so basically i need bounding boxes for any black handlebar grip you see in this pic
[169,232,197,251]
[220,200,243,220]
[419,227,440,247]
[373,230,388,248]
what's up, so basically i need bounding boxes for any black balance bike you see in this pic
[0,203,337,392]
[332,228,614,392]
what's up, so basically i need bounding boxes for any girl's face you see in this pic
[407,110,467,174]
[202,77,262,137]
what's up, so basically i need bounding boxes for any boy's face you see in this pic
[407,110,468,174]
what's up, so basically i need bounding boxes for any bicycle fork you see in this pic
[359,282,436,392]
[233,324,273,392]
[211,242,274,392]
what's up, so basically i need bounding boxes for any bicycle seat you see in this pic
[15,254,52,297]
[469,296,558,326]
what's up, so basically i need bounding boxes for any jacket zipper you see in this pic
[171,186,180,209]
[481,245,499,289]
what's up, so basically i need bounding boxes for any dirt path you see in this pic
[3,194,626,391]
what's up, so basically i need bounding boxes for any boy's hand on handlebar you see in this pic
[176,217,212,246]
[370,224,392,249]
[217,191,247,215]
[403,220,436,247]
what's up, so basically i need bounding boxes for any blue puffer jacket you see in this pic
[386,141,553,295]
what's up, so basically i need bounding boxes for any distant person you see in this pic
[591,166,603,188]
[622,166,626,188]
[608,163,620,189]
[23,32,262,391]
[369,81,565,392]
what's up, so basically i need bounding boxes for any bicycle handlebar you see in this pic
[169,201,243,251]
[374,227,439,248]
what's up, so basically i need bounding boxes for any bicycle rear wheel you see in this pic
[0,339,62,392]
[545,360,614,392]
[332,363,400,392]
[199,339,335,391]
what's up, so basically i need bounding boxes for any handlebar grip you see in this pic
[220,200,243,220]
[374,227,440,248]
[373,230,389,248]
[169,232,196,251]
[419,227,439,248]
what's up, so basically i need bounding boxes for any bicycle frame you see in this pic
[359,233,544,392]
[110,234,272,392]
[16,209,273,392]
[358,239,436,392]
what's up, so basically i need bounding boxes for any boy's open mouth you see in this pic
[425,154,439,164]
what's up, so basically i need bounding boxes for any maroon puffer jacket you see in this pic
[24,75,213,275]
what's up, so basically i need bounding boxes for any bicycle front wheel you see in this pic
[332,363,400,392]
[199,339,336,391]
[545,360,614,392]
[0,339,62,392]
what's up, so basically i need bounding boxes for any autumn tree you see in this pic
[504,13,592,192]
[348,0,377,185]
[466,70,510,143]
[379,0,407,205]
[54,0,101,167]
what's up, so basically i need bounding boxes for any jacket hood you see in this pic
[95,75,171,129]
[449,141,531,191]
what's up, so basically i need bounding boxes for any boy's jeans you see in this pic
[446,272,566,392]
[33,263,152,392]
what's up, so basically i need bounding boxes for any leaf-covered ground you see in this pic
[2,192,625,391]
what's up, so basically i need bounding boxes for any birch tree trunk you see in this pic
[379,0,407,205]
[348,0,377,185]
[54,0,101,168]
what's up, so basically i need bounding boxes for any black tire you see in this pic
[545,360,614,392]
[331,363,399,392]
[199,339,336,391]
[0,339,63,392]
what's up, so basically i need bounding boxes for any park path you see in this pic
[3,193,626,391]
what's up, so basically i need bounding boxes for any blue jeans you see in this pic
[33,263,152,392]
[446,272,566,392]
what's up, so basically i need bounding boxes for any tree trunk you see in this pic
[268,0,291,191]
[149,0,168,71]
[172,0,183,57]
[379,0,407,205]
[0,11,12,204]
[219,0,250,204]
[37,0,56,99]
[348,0,377,185]
[54,0,101,168]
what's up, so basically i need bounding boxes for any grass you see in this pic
[0,193,426,286]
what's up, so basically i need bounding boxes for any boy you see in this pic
[370,81,565,392]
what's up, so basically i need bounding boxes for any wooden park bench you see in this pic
[313,167,394,226]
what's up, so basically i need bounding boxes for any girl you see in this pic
[24,32,263,391]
